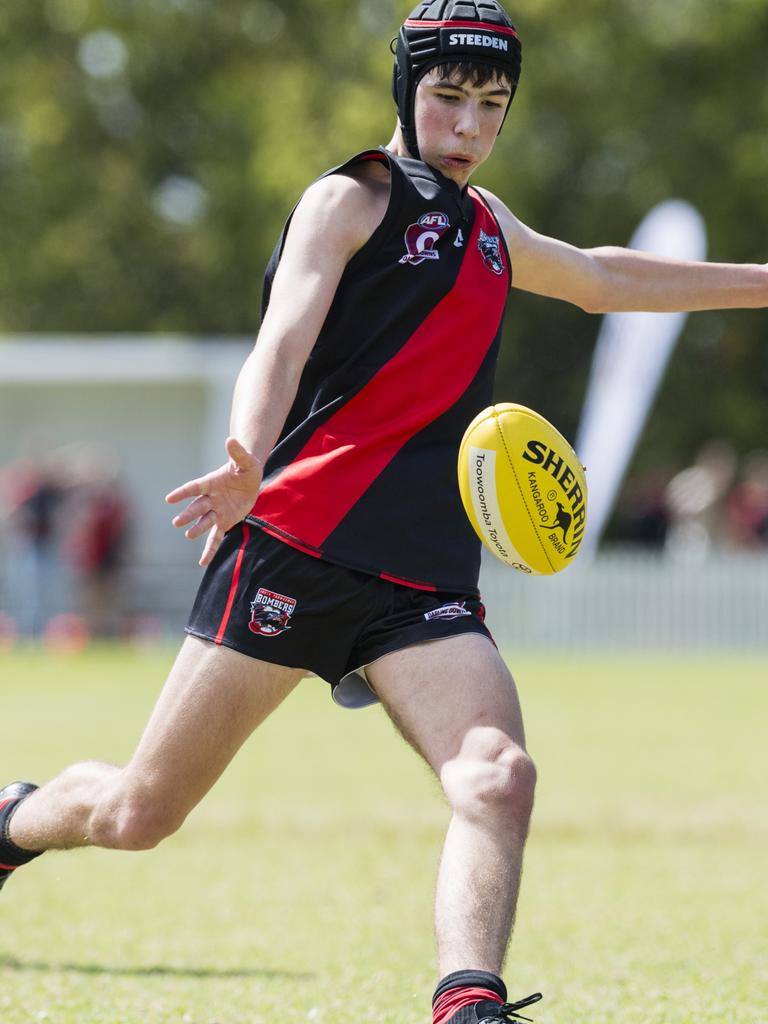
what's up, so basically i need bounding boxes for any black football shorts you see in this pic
[185,522,493,709]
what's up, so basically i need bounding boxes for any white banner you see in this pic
[575,199,708,554]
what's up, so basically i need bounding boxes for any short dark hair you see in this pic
[430,60,514,90]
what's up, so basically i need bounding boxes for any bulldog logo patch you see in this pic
[477,228,505,276]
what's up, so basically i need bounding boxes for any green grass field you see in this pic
[1,646,766,1024]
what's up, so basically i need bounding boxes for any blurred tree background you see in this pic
[1,0,767,508]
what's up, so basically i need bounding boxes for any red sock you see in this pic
[433,986,504,1024]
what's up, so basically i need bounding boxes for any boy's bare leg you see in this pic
[9,636,303,852]
[368,634,535,977]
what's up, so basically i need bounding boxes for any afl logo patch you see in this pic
[477,229,505,276]
[248,587,296,637]
[399,211,451,266]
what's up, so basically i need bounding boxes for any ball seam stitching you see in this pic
[498,417,556,573]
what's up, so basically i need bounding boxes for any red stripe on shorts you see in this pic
[215,523,250,645]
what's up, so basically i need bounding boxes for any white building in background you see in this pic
[0,335,251,629]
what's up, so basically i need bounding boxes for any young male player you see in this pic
[2,3,767,1022]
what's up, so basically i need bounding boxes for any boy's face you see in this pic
[413,68,511,186]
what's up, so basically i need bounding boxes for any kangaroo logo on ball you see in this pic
[539,501,572,542]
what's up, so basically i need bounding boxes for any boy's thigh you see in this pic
[367,633,526,773]
[120,636,304,816]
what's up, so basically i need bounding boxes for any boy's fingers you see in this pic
[200,524,225,566]
[226,437,260,473]
[171,496,212,527]
[184,510,217,540]
[166,479,203,504]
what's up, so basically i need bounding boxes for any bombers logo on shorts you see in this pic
[399,211,451,266]
[248,587,297,637]
[477,229,505,276]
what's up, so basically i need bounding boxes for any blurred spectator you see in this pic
[0,446,68,637]
[609,471,671,547]
[63,445,132,639]
[726,450,768,548]
[664,439,738,562]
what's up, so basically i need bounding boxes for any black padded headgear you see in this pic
[392,1,522,160]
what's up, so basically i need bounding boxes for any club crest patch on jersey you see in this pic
[477,229,505,276]
[399,211,451,266]
[248,588,296,637]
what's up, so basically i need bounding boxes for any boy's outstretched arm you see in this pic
[478,186,768,314]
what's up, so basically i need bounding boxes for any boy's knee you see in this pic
[441,731,537,826]
[90,784,185,851]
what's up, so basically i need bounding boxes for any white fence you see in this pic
[479,549,768,650]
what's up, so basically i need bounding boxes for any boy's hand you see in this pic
[166,438,263,566]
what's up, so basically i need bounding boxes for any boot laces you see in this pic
[482,993,543,1024]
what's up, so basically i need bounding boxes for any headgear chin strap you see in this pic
[392,0,522,161]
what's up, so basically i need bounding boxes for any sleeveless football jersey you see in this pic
[248,147,510,592]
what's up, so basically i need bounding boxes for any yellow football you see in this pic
[458,403,587,575]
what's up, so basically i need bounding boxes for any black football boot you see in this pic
[0,781,40,891]
[444,994,543,1024]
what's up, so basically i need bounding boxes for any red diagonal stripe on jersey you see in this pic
[253,193,508,546]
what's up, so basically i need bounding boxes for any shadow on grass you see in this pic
[0,956,313,981]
